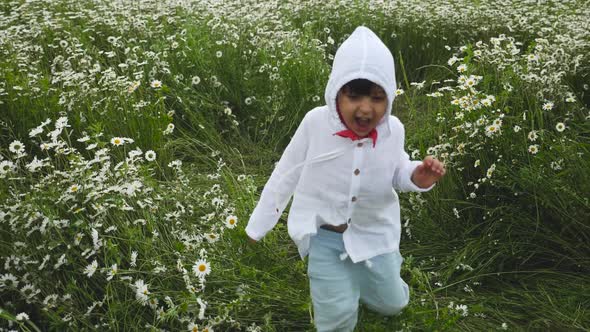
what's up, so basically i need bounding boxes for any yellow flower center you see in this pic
[199,264,206,272]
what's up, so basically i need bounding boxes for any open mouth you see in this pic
[355,116,371,130]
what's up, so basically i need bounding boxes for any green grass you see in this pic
[1,0,589,331]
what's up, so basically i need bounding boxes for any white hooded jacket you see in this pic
[245,26,433,263]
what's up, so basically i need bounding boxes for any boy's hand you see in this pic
[247,236,257,244]
[411,156,446,188]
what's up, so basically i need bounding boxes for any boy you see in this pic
[245,26,445,331]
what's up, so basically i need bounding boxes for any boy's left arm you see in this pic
[392,150,439,192]
[391,121,445,192]
[410,156,446,189]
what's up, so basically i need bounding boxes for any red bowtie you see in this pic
[333,128,378,147]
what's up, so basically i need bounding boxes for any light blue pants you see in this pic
[307,228,410,332]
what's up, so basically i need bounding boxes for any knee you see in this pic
[371,288,409,316]
[375,301,407,316]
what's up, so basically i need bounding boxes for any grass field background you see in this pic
[1,0,589,331]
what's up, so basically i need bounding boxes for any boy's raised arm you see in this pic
[245,114,310,242]
[391,122,436,192]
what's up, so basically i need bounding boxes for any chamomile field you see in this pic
[1,0,589,331]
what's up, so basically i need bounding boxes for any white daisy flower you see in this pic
[42,294,59,309]
[555,122,565,132]
[550,160,563,170]
[225,215,238,229]
[55,117,69,129]
[145,150,156,161]
[9,140,25,154]
[542,101,554,111]
[410,81,426,89]
[395,89,404,96]
[77,135,90,143]
[457,64,467,73]
[168,160,182,168]
[204,233,219,243]
[16,312,29,321]
[0,160,15,175]
[130,251,138,267]
[0,273,19,289]
[21,284,40,300]
[192,76,201,85]
[84,260,98,277]
[192,259,211,278]
[455,303,469,317]
[485,124,500,137]
[163,123,175,135]
[106,264,118,281]
[68,184,81,193]
[150,80,162,88]
[134,279,150,305]
[527,130,538,141]
[216,50,223,58]
[528,144,539,154]
[447,56,459,66]
[127,80,140,93]
[74,233,84,246]
[188,323,199,332]
[29,126,44,137]
[111,137,124,146]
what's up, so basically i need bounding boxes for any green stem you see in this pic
[398,51,416,120]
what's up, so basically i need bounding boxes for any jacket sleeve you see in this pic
[245,113,310,241]
[392,121,435,193]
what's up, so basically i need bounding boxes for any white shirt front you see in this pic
[245,26,433,263]
[245,105,432,263]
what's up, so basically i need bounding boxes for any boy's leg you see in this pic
[359,251,409,316]
[308,230,360,332]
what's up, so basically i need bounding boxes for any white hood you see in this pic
[324,26,397,138]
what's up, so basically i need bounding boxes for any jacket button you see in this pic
[357,142,363,147]
[347,218,351,224]
[354,169,360,175]
[351,196,357,202]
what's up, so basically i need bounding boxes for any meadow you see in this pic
[0,0,589,331]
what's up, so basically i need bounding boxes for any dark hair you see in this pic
[340,79,385,96]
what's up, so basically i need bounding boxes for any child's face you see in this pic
[337,84,388,137]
